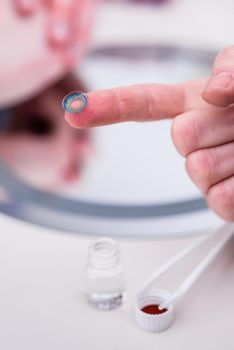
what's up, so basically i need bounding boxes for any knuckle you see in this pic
[111,89,123,120]
[171,116,199,156]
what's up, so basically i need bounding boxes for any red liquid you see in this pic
[141,304,167,315]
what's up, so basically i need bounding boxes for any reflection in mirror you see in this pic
[0,74,92,190]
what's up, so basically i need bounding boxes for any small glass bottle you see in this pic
[85,237,126,311]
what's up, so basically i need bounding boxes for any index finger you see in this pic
[64,83,186,128]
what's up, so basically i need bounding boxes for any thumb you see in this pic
[202,46,234,107]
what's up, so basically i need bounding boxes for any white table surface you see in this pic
[0,213,234,350]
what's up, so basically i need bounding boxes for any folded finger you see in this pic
[171,105,234,156]
[13,0,37,15]
[186,142,234,193]
[206,175,234,221]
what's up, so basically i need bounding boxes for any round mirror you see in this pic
[0,45,223,238]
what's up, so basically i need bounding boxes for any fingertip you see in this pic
[202,87,234,107]
[202,89,227,107]
[14,0,36,16]
[64,111,85,129]
[63,90,119,128]
[202,72,234,107]
[63,91,92,129]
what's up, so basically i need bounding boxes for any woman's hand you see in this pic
[64,46,234,221]
[0,0,95,107]
[13,0,95,59]
[0,74,92,189]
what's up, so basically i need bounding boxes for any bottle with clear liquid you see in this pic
[85,237,126,310]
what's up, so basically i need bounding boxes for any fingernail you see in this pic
[20,0,30,5]
[51,22,69,44]
[204,72,234,91]
[16,0,35,15]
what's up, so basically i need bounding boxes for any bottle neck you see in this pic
[89,238,120,269]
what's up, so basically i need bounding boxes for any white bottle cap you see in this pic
[134,289,174,333]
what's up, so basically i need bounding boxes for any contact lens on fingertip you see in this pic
[62,91,88,114]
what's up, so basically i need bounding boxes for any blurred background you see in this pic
[0,0,233,237]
